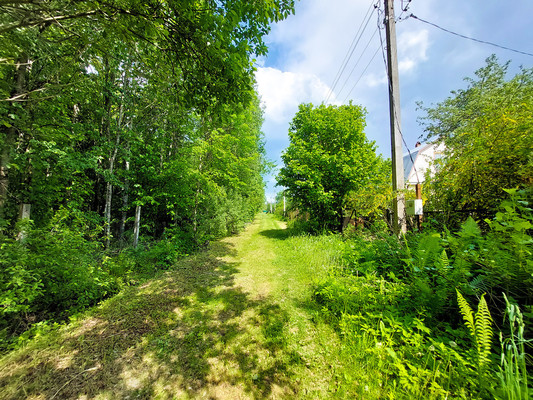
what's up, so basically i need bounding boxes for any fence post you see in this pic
[416,183,423,231]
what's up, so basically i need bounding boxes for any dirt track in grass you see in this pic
[0,214,346,399]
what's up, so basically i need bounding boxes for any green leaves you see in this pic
[456,290,493,372]
[420,56,533,223]
[277,103,379,231]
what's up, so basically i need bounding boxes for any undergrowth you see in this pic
[0,208,198,352]
[313,189,532,398]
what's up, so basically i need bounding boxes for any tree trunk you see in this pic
[104,182,113,248]
[102,57,130,248]
[133,205,141,248]
[339,205,344,233]
[193,181,200,237]
[119,157,130,241]
[0,54,29,216]
[101,56,114,248]
[16,203,31,242]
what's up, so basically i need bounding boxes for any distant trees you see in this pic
[277,103,384,231]
[420,56,533,223]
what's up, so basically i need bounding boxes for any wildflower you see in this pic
[449,341,457,348]
[428,345,435,352]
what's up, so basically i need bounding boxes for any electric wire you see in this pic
[323,0,375,102]
[409,13,533,57]
[335,26,379,100]
[397,0,413,21]
[342,44,381,103]
[324,0,377,104]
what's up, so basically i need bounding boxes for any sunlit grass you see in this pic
[0,214,359,399]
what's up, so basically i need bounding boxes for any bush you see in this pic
[0,210,118,346]
[314,273,409,318]
[0,206,204,352]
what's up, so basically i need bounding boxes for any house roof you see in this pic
[403,149,420,182]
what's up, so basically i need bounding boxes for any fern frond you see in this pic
[475,294,493,368]
[456,289,475,337]
[468,275,488,295]
[457,291,494,374]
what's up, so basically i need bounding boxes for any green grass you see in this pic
[0,214,357,399]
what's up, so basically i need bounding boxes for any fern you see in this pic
[456,290,493,371]
[475,294,493,368]
[456,289,475,336]
[468,275,488,295]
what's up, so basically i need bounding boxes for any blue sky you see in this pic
[255,0,533,201]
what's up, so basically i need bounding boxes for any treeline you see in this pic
[0,0,294,348]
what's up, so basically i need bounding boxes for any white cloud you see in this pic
[365,72,387,88]
[398,29,429,73]
[255,67,332,124]
[266,0,376,79]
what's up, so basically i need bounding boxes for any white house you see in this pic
[403,141,445,188]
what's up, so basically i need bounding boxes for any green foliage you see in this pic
[343,189,533,320]
[315,275,484,398]
[1,207,204,351]
[277,103,382,232]
[314,273,409,318]
[0,239,43,315]
[0,0,295,109]
[344,156,392,220]
[456,291,494,372]
[0,0,282,345]
[0,209,114,348]
[312,190,532,398]
[420,56,533,223]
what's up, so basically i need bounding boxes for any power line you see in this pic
[324,0,378,103]
[409,13,533,57]
[397,0,414,21]
[325,1,376,103]
[342,44,381,103]
[336,26,379,99]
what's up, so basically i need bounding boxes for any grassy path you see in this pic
[0,214,347,399]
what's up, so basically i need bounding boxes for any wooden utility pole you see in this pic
[384,0,406,234]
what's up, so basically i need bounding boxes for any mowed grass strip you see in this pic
[0,214,348,399]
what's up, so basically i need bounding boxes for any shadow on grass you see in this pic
[0,240,301,399]
[258,228,296,241]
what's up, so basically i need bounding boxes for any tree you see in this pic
[0,0,295,229]
[344,156,392,222]
[277,103,381,232]
[0,0,291,342]
[419,56,533,224]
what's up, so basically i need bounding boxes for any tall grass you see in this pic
[497,294,530,400]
